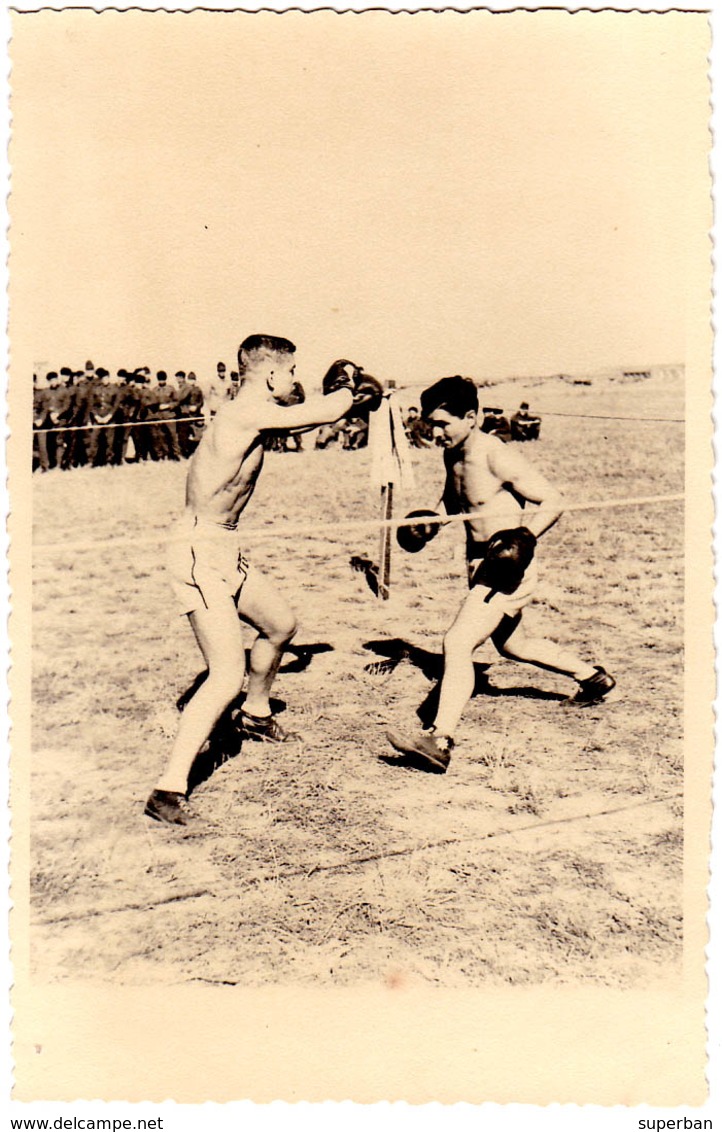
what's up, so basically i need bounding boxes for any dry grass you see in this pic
[30,371,684,987]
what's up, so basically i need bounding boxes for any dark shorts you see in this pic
[467,537,538,617]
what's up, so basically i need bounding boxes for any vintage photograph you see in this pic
[9,5,712,1104]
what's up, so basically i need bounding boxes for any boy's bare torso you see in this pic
[444,431,525,545]
[185,390,266,526]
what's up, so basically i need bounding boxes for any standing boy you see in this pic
[146,335,380,824]
[387,375,615,774]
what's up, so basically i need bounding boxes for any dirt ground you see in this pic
[29,369,684,987]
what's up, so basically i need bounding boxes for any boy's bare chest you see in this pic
[449,455,500,506]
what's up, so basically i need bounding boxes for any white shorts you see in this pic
[166,514,250,616]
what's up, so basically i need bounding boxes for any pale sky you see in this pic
[10,9,709,388]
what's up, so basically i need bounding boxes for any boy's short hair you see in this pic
[421,375,478,420]
[237,334,296,375]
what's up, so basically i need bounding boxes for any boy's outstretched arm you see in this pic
[257,388,355,433]
[259,364,383,434]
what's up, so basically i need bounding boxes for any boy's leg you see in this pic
[153,598,246,796]
[491,615,615,702]
[432,588,506,740]
[236,565,297,720]
[386,588,503,772]
[491,615,597,681]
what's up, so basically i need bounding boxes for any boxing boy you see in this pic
[146,335,380,824]
[387,375,615,774]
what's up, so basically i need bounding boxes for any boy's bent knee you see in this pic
[494,633,526,660]
[277,615,298,646]
[491,615,523,658]
[443,626,475,657]
[207,668,245,703]
[263,616,297,649]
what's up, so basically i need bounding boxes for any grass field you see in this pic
[30,370,685,987]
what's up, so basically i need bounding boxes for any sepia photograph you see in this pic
[8,3,713,1106]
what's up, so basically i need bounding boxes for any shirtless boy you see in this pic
[145,334,380,825]
[386,375,615,774]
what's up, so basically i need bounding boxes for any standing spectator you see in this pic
[114,370,140,463]
[33,374,51,472]
[108,371,129,465]
[176,371,204,458]
[138,371,160,459]
[204,361,230,422]
[151,371,182,460]
[133,374,156,463]
[49,370,77,469]
[43,371,63,468]
[67,366,95,466]
[85,368,119,466]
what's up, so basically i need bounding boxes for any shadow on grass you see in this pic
[377,751,448,775]
[362,637,566,729]
[179,642,333,794]
[280,641,334,674]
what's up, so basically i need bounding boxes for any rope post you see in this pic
[378,483,393,600]
[377,379,396,600]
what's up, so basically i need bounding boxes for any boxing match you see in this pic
[146,335,614,826]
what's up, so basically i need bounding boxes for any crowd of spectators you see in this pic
[401,401,541,447]
[31,359,378,471]
[480,402,542,442]
[32,360,541,472]
[32,360,206,472]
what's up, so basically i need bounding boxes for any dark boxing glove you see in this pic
[396,510,442,554]
[347,370,383,417]
[322,360,383,417]
[322,359,358,396]
[472,527,537,594]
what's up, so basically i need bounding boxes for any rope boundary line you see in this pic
[516,410,683,424]
[33,491,684,557]
[34,414,207,435]
[33,790,683,921]
[33,407,684,435]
